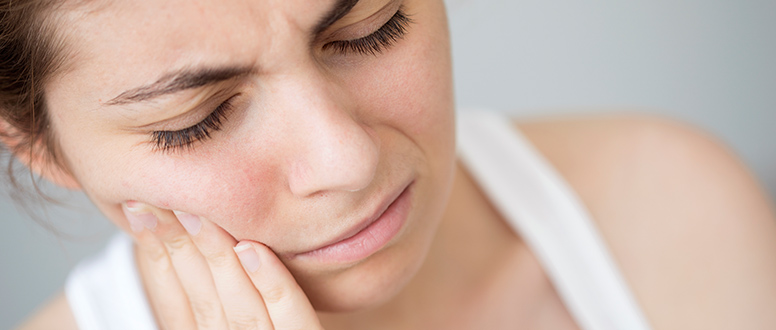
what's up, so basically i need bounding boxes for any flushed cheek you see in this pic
[107,151,280,234]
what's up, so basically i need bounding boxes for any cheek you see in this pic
[347,8,453,139]
[76,144,280,233]
[139,154,278,221]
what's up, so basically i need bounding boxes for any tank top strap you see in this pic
[456,109,652,330]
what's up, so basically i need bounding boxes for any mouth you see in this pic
[291,180,414,264]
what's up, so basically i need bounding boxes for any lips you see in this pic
[292,180,414,264]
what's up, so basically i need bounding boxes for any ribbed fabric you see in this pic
[457,109,652,330]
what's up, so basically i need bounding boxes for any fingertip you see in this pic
[172,210,202,236]
[234,242,262,272]
[122,202,158,232]
[235,242,320,328]
[124,200,146,211]
[124,205,144,233]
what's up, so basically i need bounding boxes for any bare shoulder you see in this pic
[515,114,776,329]
[16,291,78,330]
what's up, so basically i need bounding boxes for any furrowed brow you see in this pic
[108,0,358,106]
[314,0,360,35]
[105,65,254,106]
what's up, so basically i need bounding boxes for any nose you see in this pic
[281,73,380,197]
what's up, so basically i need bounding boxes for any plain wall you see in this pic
[2,0,774,327]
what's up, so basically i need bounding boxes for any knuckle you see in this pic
[141,244,169,264]
[227,316,261,330]
[189,298,225,328]
[137,243,173,272]
[202,248,232,268]
[260,284,289,306]
[163,234,194,252]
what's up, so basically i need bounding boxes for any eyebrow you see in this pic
[105,65,254,106]
[106,0,359,106]
[314,0,360,35]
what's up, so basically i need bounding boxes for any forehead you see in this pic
[67,0,324,64]
[53,0,351,104]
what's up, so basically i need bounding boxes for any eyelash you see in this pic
[150,9,412,152]
[323,8,413,55]
[150,96,235,152]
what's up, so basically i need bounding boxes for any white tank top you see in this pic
[66,109,652,330]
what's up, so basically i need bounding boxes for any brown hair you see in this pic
[1,0,81,221]
[1,0,74,191]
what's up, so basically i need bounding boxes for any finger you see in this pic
[235,241,323,330]
[122,203,197,330]
[127,201,229,329]
[173,211,273,329]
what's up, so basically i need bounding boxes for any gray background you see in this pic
[2,0,775,328]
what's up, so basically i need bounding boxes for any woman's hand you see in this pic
[122,202,323,330]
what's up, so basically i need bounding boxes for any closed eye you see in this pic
[323,7,412,55]
[150,95,238,153]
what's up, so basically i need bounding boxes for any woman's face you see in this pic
[45,0,455,311]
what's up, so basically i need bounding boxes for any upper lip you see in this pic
[292,179,412,257]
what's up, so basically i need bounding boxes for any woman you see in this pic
[4,0,775,329]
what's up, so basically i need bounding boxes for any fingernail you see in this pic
[173,210,202,236]
[122,202,157,232]
[234,243,261,272]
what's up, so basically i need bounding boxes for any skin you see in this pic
[11,0,776,329]
[49,0,456,314]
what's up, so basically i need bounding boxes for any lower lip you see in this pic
[295,184,413,264]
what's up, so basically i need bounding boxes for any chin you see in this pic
[291,232,432,312]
